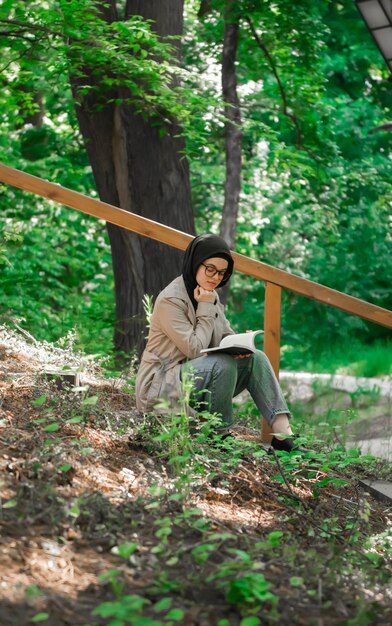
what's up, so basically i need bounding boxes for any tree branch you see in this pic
[0,19,59,37]
[0,46,38,74]
[245,15,303,148]
[0,30,37,39]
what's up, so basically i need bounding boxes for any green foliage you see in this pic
[225,572,277,609]
[186,0,392,352]
[280,337,392,376]
[0,182,115,354]
[92,594,151,622]
[0,0,391,366]
[0,0,218,358]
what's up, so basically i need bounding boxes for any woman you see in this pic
[136,234,305,452]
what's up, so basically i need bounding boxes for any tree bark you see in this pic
[70,0,195,354]
[220,1,242,302]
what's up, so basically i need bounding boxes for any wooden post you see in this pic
[262,282,282,443]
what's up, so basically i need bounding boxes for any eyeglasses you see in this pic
[201,263,229,280]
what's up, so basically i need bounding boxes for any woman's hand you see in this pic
[194,285,216,303]
[234,331,253,358]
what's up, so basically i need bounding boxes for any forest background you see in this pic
[1,0,391,377]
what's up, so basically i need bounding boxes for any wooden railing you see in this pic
[1,163,392,440]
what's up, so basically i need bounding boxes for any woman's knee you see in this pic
[252,350,273,371]
[211,354,237,381]
[253,349,269,364]
[183,354,237,390]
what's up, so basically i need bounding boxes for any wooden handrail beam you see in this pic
[232,252,392,329]
[1,163,392,330]
[0,163,193,251]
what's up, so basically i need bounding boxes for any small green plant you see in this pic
[225,572,278,611]
[98,569,125,598]
[206,547,278,616]
[145,369,202,478]
[92,594,151,625]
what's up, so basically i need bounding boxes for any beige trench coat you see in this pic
[135,276,234,414]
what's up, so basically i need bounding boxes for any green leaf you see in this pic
[32,395,47,406]
[59,463,73,472]
[2,499,17,509]
[155,527,172,540]
[112,543,138,559]
[267,531,284,546]
[25,584,42,599]
[208,532,235,541]
[153,597,172,612]
[165,608,184,621]
[168,492,184,502]
[93,595,149,617]
[145,500,160,510]
[69,504,80,518]
[226,548,252,563]
[191,544,216,564]
[187,507,203,516]
[240,618,261,626]
[317,477,347,487]
[44,423,60,432]
[148,484,166,497]
[31,614,49,623]
[81,395,99,406]
[98,569,122,583]
[66,416,84,424]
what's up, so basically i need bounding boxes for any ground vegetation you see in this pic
[0,327,391,625]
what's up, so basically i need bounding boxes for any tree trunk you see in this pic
[70,0,195,354]
[220,1,242,302]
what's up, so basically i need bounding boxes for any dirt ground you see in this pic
[0,327,391,626]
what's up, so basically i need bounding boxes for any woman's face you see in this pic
[195,256,229,291]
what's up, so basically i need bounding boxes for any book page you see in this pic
[220,330,263,351]
[200,330,263,355]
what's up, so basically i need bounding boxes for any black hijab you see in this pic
[182,234,234,310]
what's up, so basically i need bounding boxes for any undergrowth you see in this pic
[1,331,391,626]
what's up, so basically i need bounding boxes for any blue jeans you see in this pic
[180,350,290,428]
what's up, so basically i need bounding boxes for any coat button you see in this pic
[215,313,218,318]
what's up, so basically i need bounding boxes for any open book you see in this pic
[200,330,264,356]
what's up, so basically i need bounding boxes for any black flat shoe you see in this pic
[270,435,311,454]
